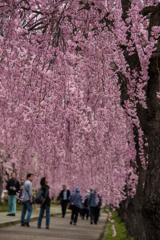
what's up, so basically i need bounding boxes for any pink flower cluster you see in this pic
[0,0,159,206]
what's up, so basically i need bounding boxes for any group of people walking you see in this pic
[59,186,102,226]
[6,172,102,229]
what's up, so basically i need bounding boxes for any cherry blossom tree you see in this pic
[0,0,160,239]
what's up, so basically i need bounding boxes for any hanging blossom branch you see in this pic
[0,0,159,206]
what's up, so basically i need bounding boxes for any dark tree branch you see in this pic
[139,4,160,17]
[121,0,131,21]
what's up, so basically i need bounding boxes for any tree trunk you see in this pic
[133,5,160,240]
[119,54,160,239]
[118,155,147,240]
[118,2,160,240]
[142,45,160,240]
[118,1,147,239]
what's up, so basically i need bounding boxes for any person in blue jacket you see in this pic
[88,190,100,225]
[69,187,82,225]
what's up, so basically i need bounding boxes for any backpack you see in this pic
[34,189,44,204]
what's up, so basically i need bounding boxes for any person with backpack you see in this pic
[69,187,82,226]
[6,172,20,216]
[37,177,50,229]
[21,173,34,227]
[81,193,89,220]
[88,190,99,225]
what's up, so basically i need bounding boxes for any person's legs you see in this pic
[12,195,17,214]
[73,206,79,223]
[62,201,65,217]
[61,202,63,216]
[26,201,33,223]
[86,209,89,220]
[8,195,12,214]
[90,207,94,222]
[93,207,96,222]
[94,207,99,224]
[70,205,74,224]
[83,209,87,219]
[21,202,27,224]
[38,205,45,227]
[89,207,91,219]
[45,205,50,227]
[81,208,85,219]
[71,205,75,221]
[63,200,68,217]
[79,207,82,217]
[97,207,100,221]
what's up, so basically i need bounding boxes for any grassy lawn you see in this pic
[105,210,134,240]
[50,201,58,205]
[0,201,58,212]
[0,202,22,212]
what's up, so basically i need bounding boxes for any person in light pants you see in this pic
[6,173,20,216]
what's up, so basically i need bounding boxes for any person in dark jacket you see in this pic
[88,190,99,225]
[59,185,70,218]
[97,193,102,221]
[69,187,82,225]
[6,172,20,216]
[81,194,89,220]
[38,177,50,229]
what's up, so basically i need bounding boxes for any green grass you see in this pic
[0,200,59,213]
[50,201,57,205]
[105,210,134,240]
[0,202,22,212]
[0,201,41,212]
[0,223,13,228]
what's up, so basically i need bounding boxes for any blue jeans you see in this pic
[38,204,50,227]
[21,201,32,224]
[8,195,17,214]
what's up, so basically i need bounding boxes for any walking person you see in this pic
[38,177,50,229]
[6,172,20,216]
[81,193,89,220]
[97,193,102,221]
[21,173,34,227]
[59,185,70,218]
[86,190,91,219]
[88,190,99,225]
[69,187,82,226]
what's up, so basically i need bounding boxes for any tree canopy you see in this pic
[0,0,160,208]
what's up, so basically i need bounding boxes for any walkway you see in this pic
[0,205,62,225]
[0,211,107,240]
